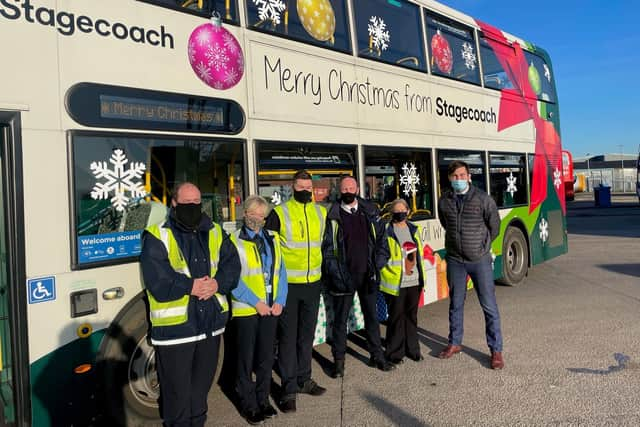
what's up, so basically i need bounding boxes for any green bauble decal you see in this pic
[528,62,542,95]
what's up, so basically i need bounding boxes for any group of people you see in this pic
[140,161,504,427]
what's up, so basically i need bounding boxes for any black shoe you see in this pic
[260,402,277,418]
[297,379,326,396]
[368,356,396,372]
[389,357,404,365]
[408,353,424,362]
[278,399,296,413]
[332,359,345,378]
[243,409,265,425]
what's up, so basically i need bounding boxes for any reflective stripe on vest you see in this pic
[274,200,326,284]
[230,229,282,316]
[380,226,426,296]
[145,223,228,327]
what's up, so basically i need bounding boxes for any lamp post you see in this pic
[585,153,591,192]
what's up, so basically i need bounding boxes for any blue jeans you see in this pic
[446,254,503,352]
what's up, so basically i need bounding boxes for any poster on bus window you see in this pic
[77,230,142,264]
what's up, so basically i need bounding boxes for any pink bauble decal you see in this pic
[188,17,244,90]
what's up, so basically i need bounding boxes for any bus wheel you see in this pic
[501,226,528,286]
[100,297,160,425]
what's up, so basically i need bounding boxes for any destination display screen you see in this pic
[66,83,245,134]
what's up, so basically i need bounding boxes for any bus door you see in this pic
[255,142,357,208]
[0,114,28,426]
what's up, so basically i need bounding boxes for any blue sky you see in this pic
[440,0,640,159]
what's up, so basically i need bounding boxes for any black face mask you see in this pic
[174,203,202,229]
[392,212,408,223]
[340,192,357,204]
[293,189,313,204]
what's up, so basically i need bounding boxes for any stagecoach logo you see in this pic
[0,0,175,49]
[90,149,146,212]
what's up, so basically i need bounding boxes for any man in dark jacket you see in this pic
[140,182,240,426]
[322,176,393,378]
[437,161,504,369]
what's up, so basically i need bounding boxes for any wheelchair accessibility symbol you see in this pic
[27,276,56,304]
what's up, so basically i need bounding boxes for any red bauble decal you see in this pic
[431,30,453,75]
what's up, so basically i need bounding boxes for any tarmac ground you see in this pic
[197,192,640,426]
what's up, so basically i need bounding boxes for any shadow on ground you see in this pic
[361,391,431,427]
[597,263,640,278]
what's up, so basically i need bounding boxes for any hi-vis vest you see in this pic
[230,230,282,317]
[380,226,427,296]
[145,223,229,327]
[274,199,326,284]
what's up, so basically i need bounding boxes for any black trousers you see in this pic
[384,286,421,360]
[155,335,220,427]
[277,282,321,398]
[233,314,278,412]
[332,272,384,362]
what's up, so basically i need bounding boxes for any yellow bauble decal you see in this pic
[297,0,336,42]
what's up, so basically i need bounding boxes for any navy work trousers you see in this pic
[155,335,220,427]
[277,282,321,399]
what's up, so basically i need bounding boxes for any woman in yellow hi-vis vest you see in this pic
[264,170,327,413]
[140,182,240,427]
[379,198,428,365]
[229,195,288,425]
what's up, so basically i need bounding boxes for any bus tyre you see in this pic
[501,226,528,286]
[100,296,225,425]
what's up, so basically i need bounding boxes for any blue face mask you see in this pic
[451,180,469,193]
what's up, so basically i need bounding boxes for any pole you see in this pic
[585,153,591,192]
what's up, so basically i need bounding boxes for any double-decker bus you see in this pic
[0,0,566,424]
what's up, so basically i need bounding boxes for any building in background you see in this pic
[573,154,638,193]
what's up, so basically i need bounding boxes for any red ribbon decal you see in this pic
[476,20,564,213]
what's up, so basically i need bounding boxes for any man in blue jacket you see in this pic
[140,182,240,427]
[322,176,393,378]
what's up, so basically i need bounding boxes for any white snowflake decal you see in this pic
[271,191,282,206]
[553,167,562,189]
[205,43,229,72]
[543,63,551,82]
[461,42,477,70]
[368,16,390,52]
[195,61,212,83]
[253,0,287,25]
[90,149,146,212]
[399,162,420,197]
[539,218,549,243]
[506,172,518,197]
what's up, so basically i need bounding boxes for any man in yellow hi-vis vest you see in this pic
[140,182,240,427]
[265,170,327,413]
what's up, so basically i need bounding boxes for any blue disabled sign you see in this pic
[27,276,56,304]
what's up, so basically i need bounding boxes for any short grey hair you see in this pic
[390,198,410,212]
[244,195,270,215]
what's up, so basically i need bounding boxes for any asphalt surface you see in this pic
[198,193,640,427]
